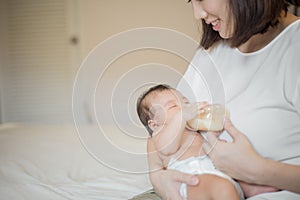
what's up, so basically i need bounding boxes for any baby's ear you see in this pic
[148,119,158,131]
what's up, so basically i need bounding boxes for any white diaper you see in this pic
[167,156,244,200]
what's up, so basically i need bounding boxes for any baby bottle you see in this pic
[186,104,228,131]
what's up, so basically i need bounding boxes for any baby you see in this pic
[136,84,243,200]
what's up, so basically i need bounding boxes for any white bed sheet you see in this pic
[0,123,152,199]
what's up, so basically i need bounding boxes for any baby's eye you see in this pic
[168,104,178,110]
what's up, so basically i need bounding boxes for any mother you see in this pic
[131,0,300,199]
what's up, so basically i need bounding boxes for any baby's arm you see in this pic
[152,107,186,156]
[151,101,208,156]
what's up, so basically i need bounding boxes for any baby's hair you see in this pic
[136,84,172,136]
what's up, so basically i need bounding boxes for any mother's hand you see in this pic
[203,117,300,195]
[151,169,199,200]
[202,117,263,182]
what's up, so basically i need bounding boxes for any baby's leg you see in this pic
[186,174,240,200]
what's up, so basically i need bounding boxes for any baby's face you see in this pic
[148,89,189,126]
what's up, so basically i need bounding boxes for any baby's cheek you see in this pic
[154,110,167,124]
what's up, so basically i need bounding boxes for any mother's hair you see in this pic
[196,0,297,49]
[286,0,300,6]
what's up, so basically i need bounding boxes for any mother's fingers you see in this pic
[171,170,199,185]
[202,132,219,155]
[202,141,211,155]
[223,117,241,140]
[206,132,219,145]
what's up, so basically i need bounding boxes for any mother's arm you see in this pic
[203,118,300,194]
[147,139,199,200]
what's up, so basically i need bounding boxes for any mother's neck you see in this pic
[237,12,298,53]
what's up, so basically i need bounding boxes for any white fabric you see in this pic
[168,156,244,199]
[0,124,152,200]
[177,20,300,199]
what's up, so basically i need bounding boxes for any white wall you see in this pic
[73,0,201,125]
[78,0,199,57]
[0,0,200,125]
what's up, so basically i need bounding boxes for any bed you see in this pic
[0,123,152,199]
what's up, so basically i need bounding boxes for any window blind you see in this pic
[2,0,76,123]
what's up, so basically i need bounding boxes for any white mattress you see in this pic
[0,123,152,199]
